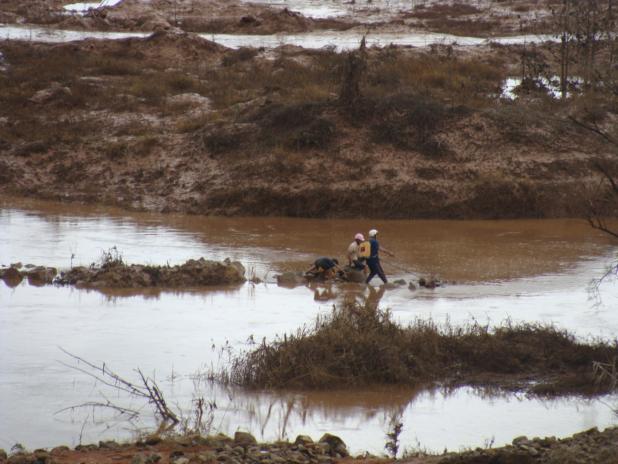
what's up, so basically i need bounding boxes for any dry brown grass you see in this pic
[221,303,618,392]
[425,17,500,36]
[365,51,505,106]
[409,2,482,19]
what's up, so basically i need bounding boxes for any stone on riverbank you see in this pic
[233,432,257,448]
[0,265,57,286]
[0,266,23,287]
[275,267,368,287]
[318,434,348,457]
[25,266,57,285]
[438,426,618,464]
[5,427,618,464]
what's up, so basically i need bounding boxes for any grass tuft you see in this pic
[222,303,618,392]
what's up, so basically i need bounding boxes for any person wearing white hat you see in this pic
[366,228,394,284]
[347,232,367,271]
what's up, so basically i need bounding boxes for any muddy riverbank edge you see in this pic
[2,426,618,464]
[0,258,247,288]
[0,0,553,36]
[1,32,617,220]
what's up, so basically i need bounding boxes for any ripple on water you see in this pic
[1,199,618,451]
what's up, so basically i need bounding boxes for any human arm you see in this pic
[305,264,317,275]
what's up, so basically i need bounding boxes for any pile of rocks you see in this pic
[438,426,618,464]
[2,427,618,464]
[0,258,246,289]
[133,432,350,464]
[0,263,57,287]
[0,431,351,464]
[54,258,246,288]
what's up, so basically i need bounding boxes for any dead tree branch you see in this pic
[60,348,179,425]
[568,115,618,147]
[55,402,141,419]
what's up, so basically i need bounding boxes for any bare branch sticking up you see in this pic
[60,348,179,425]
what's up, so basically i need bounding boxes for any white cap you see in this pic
[368,229,378,237]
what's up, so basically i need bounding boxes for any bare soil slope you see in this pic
[1,33,616,219]
[0,0,555,35]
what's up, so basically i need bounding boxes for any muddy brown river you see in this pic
[1,196,618,453]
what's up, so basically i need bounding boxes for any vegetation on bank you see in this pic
[221,303,618,393]
[0,26,616,218]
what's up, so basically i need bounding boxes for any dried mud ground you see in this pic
[1,32,617,219]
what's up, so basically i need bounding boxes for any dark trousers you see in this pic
[366,258,387,284]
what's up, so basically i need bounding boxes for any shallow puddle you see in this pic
[1,197,618,452]
[200,31,552,51]
[63,0,124,14]
[0,25,149,42]
[238,0,426,20]
[0,24,552,50]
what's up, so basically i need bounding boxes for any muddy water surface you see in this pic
[239,0,427,20]
[1,196,618,453]
[0,24,552,50]
[201,31,553,50]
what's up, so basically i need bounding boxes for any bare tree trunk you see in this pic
[559,0,571,98]
[339,37,367,106]
[606,0,616,81]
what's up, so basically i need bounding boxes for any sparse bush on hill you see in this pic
[222,47,259,67]
[367,94,456,156]
[203,126,250,155]
[365,52,505,106]
[253,102,335,151]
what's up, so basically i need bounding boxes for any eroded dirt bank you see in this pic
[1,32,616,219]
[0,0,554,36]
[1,426,618,464]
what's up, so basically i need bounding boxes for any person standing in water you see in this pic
[365,228,394,284]
[347,233,367,271]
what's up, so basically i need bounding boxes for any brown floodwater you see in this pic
[1,196,618,454]
[2,195,614,283]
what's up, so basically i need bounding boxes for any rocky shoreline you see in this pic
[2,426,617,464]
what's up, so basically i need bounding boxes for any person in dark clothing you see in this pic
[365,229,394,284]
[306,257,341,280]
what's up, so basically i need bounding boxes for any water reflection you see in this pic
[0,25,554,50]
[202,31,555,51]
[0,25,149,42]
[220,384,618,451]
[2,197,618,452]
[41,374,618,454]
[3,195,615,283]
